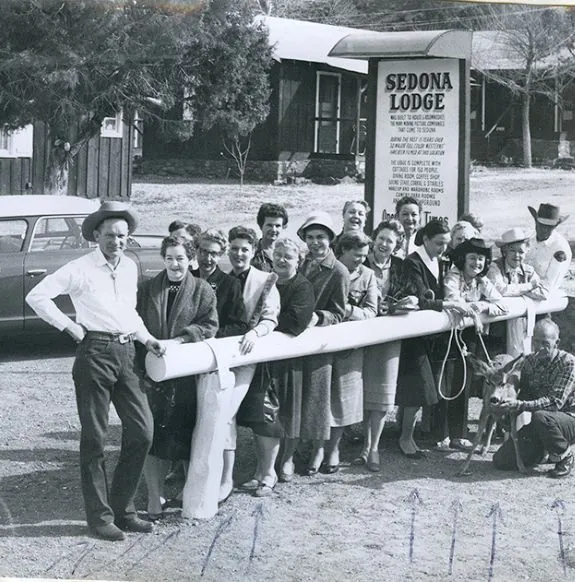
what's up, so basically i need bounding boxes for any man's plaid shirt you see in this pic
[519,350,575,413]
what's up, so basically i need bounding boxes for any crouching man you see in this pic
[26,201,166,541]
[492,318,575,478]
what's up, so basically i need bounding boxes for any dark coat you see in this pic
[238,273,315,438]
[400,251,446,311]
[137,271,218,460]
[191,267,248,338]
[138,270,218,342]
[396,251,445,408]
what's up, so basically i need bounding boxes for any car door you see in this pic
[23,215,94,332]
[0,218,28,333]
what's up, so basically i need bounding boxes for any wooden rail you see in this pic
[146,293,568,382]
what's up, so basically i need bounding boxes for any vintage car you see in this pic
[0,195,165,335]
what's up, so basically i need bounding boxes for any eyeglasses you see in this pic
[197,248,222,258]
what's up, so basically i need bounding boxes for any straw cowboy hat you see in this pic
[495,227,533,248]
[297,211,337,242]
[81,200,138,242]
[528,203,569,226]
[450,237,492,261]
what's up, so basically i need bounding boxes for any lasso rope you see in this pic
[436,312,467,402]
[436,309,492,401]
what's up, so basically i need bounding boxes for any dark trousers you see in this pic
[431,359,469,441]
[493,410,575,471]
[72,336,153,527]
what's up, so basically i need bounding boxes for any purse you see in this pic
[237,363,280,425]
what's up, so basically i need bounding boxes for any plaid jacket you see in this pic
[520,350,575,413]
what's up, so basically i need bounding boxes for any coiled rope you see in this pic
[436,309,492,401]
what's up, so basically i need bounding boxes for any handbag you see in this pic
[237,363,280,425]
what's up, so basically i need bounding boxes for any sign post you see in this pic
[329,30,472,232]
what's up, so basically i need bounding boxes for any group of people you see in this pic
[24,194,575,542]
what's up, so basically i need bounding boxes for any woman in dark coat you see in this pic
[137,235,218,518]
[192,228,248,338]
[297,211,350,475]
[239,237,315,493]
[396,220,467,458]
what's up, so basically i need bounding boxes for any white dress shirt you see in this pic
[525,231,572,290]
[26,248,152,342]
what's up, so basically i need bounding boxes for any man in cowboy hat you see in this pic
[525,203,572,291]
[26,200,166,541]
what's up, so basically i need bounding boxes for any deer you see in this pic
[458,353,525,476]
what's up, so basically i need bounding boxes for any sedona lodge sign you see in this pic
[374,58,462,229]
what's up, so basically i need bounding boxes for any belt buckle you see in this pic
[118,333,130,344]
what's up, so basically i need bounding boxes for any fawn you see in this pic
[458,353,525,476]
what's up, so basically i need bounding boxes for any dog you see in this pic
[458,353,525,476]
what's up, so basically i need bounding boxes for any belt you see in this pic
[84,331,135,344]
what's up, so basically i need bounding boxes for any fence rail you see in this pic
[145,293,568,382]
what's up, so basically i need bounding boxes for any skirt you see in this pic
[395,337,439,408]
[300,353,333,441]
[330,348,364,427]
[147,376,197,461]
[363,340,401,412]
[275,357,303,439]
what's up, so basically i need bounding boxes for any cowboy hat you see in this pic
[297,211,337,242]
[81,200,138,242]
[528,203,569,226]
[450,237,492,261]
[495,227,533,248]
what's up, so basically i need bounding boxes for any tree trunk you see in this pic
[521,92,532,168]
[43,126,70,195]
[44,153,69,195]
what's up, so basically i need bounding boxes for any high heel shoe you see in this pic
[399,442,426,459]
[367,451,381,472]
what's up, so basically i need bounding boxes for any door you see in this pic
[0,218,28,333]
[23,215,94,332]
[314,72,342,154]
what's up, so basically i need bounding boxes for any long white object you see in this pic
[146,293,568,382]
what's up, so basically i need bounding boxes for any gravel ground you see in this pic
[3,168,575,581]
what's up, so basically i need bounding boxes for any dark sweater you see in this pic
[191,267,248,338]
[277,272,315,336]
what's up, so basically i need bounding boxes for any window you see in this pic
[0,219,27,253]
[0,131,11,153]
[133,111,143,151]
[30,216,93,252]
[101,111,123,138]
[0,126,33,158]
[470,74,484,132]
[314,72,342,154]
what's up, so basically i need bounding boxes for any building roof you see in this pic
[258,16,368,74]
[258,16,542,74]
[0,195,99,218]
[471,31,527,71]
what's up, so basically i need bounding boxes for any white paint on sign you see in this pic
[374,58,461,228]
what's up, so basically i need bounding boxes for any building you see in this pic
[0,113,135,198]
[49,18,571,187]
[141,16,370,183]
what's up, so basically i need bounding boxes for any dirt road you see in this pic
[1,338,575,582]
